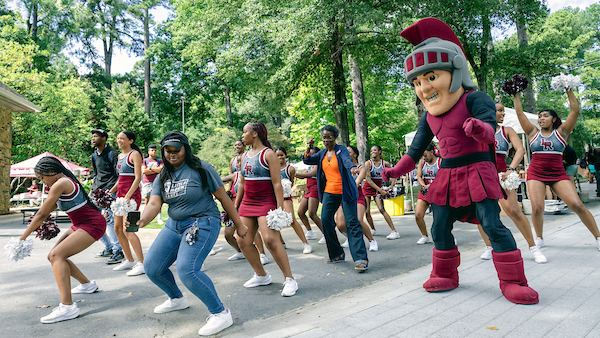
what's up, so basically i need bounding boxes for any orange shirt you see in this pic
[322,152,343,195]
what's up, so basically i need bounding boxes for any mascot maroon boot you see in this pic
[492,249,539,304]
[423,247,460,292]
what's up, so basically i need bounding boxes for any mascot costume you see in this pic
[382,17,538,304]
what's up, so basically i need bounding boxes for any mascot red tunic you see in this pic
[382,17,538,304]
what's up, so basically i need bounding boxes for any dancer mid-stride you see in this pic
[383,17,538,304]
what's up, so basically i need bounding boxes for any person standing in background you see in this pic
[142,144,164,225]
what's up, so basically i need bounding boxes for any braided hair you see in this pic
[121,130,142,155]
[249,120,272,149]
[34,156,100,211]
[159,132,208,188]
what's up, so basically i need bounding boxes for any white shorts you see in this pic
[142,182,153,198]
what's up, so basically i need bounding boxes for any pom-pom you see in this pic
[502,74,529,95]
[91,189,115,210]
[499,171,521,191]
[110,197,137,216]
[282,179,292,198]
[4,237,34,262]
[28,213,60,240]
[220,210,233,227]
[551,73,581,91]
[266,207,292,231]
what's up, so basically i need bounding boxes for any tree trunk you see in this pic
[103,14,117,89]
[348,52,369,164]
[478,8,493,95]
[31,1,38,42]
[223,86,232,126]
[331,21,350,146]
[515,5,536,114]
[144,6,151,118]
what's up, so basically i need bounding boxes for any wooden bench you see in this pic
[18,208,70,224]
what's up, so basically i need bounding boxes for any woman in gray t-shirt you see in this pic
[136,132,247,336]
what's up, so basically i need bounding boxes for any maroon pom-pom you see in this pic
[28,213,60,240]
[92,189,115,210]
[502,74,529,95]
[220,210,233,226]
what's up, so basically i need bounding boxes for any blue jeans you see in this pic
[321,192,368,263]
[144,216,224,314]
[99,208,121,251]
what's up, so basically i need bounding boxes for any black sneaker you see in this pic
[95,248,113,258]
[106,250,125,265]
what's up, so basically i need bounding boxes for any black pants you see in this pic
[430,198,517,252]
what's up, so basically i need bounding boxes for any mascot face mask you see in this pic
[412,70,465,116]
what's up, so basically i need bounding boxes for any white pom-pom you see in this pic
[551,73,581,91]
[282,179,292,198]
[499,171,521,191]
[4,238,34,262]
[110,197,138,216]
[266,207,293,231]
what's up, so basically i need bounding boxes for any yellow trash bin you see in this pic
[383,194,404,216]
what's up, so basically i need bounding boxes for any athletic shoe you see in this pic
[282,242,287,249]
[480,246,493,260]
[157,217,164,225]
[369,240,378,252]
[106,249,125,265]
[318,236,326,244]
[71,280,98,294]
[154,295,189,314]
[597,238,600,251]
[281,277,298,297]
[303,243,312,254]
[341,239,349,248]
[228,252,245,261]
[371,229,378,236]
[243,272,272,288]
[201,263,205,272]
[386,231,400,240]
[260,253,269,265]
[126,262,145,276]
[209,249,216,256]
[96,248,112,258]
[198,309,233,336]
[417,235,431,245]
[40,303,79,324]
[529,246,547,264]
[305,230,317,240]
[113,260,136,271]
[534,237,545,248]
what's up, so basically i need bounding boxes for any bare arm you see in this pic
[514,93,537,138]
[355,166,367,188]
[214,186,247,238]
[125,152,143,201]
[289,166,296,185]
[234,175,245,209]
[20,180,66,240]
[506,127,524,169]
[222,172,236,183]
[296,166,317,179]
[266,150,284,209]
[558,89,579,136]
[416,159,426,187]
[138,195,163,228]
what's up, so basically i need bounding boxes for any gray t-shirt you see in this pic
[151,161,223,220]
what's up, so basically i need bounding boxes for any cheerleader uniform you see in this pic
[57,177,106,240]
[418,158,441,201]
[353,165,367,207]
[495,126,509,173]
[116,150,141,210]
[229,154,243,195]
[362,159,384,197]
[230,155,242,173]
[527,130,569,182]
[280,162,293,201]
[303,166,319,199]
[238,148,276,217]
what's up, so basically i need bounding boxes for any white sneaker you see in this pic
[243,272,272,288]
[529,245,547,264]
[417,235,431,245]
[209,249,217,256]
[281,277,298,297]
[480,246,493,260]
[260,253,269,265]
[341,239,349,248]
[305,230,316,240]
[201,263,206,272]
[228,252,245,261]
[198,309,233,336]
[371,229,378,236]
[318,236,326,244]
[369,240,378,252]
[113,260,136,271]
[154,295,189,314]
[126,262,145,276]
[303,243,312,254]
[386,231,400,240]
[40,303,79,323]
[597,238,600,251]
[71,280,98,294]
[157,217,164,225]
[282,242,287,249]
[534,237,545,248]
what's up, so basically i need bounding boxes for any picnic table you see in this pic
[16,207,70,224]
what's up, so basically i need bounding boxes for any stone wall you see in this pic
[0,106,11,214]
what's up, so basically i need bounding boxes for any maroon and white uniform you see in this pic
[116,150,141,210]
[303,165,319,199]
[353,164,367,207]
[57,177,106,240]
[494,126,510,173]
[527,130,569,182]
[238,148,276,217]
[418,157,441,201]
[362,159,384,197]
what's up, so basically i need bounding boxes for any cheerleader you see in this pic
[296,147,325,243]
[415,143,438,245]
[109,131,145,275]
[336,146,378,252]
[363,145,400,239]
[514,90,600,249]
[20,157,106,323]
[478,102,546,263]
[235,121,298,296]
[275,146,312,254]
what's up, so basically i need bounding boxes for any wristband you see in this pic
[507,167,515,171]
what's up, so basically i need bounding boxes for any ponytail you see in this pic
[122,130,142,155]
[249,120,272,149]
